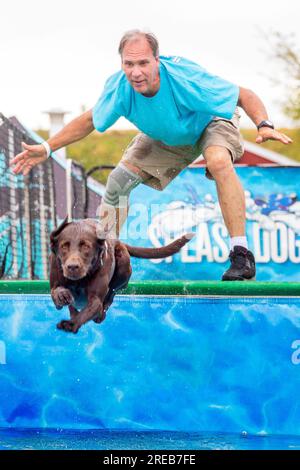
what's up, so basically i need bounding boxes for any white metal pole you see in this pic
[66,158,73,220]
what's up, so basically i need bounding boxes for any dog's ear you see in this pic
[50,215,70,253]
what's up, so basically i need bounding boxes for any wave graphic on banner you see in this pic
[148,186,300,246]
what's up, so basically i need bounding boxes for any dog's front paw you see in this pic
[93,310,106,324]
[56,319,80,334]
[52,287,75,308]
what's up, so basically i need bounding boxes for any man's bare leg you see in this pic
[203,145,255,280]
[203,146,245,237]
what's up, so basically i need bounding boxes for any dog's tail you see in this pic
[124,233,195,259]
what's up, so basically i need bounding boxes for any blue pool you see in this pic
[1,290,300,449]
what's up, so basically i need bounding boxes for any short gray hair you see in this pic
[118,29,159,58]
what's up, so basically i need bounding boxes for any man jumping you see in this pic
[11,29,292,280]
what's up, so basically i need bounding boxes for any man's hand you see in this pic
[10,110,95,176]
[256,127,293,145]
[10,142,48,175]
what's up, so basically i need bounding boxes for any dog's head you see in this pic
[50,216,107,280]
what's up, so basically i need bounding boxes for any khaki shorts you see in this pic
[121,108,244,190]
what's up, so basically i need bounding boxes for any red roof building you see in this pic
[190,140,300,167]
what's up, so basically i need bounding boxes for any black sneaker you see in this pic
[222,246,256,281]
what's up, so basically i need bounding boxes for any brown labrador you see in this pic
[49,216,194,334]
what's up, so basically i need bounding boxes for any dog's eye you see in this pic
[60,242,70,250]
[79,241,89,249]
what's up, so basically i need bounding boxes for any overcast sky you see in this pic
[1,0,299,131]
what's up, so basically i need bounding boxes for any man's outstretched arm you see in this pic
[237,87,293,145]
[11,109,95,175]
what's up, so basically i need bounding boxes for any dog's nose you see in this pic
[66,263,80,273]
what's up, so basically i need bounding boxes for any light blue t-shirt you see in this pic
[92,56,239,147]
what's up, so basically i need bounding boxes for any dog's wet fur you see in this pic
[50,217,194,333]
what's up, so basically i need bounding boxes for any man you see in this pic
[11,29,292,281]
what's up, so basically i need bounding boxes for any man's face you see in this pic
[121,37,160,96]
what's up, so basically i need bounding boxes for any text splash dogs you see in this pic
[49,216,195,334]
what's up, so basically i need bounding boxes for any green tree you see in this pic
[268,31,300,122]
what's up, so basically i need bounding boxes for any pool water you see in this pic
[1,428,300,450]
[2,294,300,449]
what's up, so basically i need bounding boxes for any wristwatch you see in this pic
[257,120,274,130]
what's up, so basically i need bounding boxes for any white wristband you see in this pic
[41,141,52,159]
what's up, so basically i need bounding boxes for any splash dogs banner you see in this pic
[121,167,300,281]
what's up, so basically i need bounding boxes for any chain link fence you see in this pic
[0,113,110,279]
